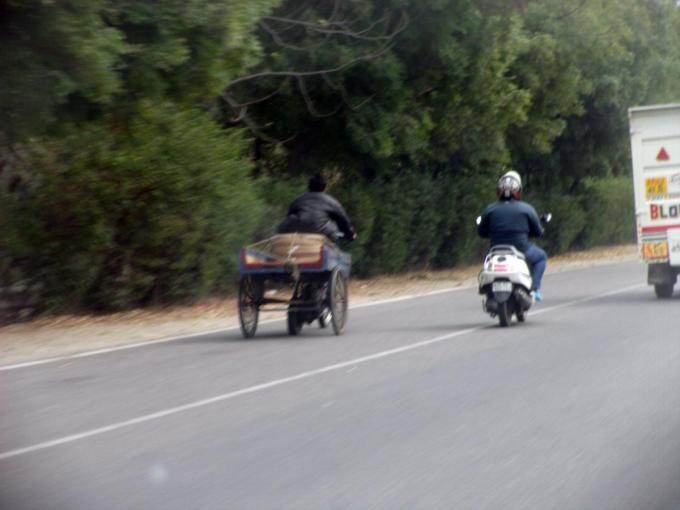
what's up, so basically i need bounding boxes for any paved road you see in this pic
[1,260,679,510]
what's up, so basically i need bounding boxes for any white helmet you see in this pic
[497,170,522,200]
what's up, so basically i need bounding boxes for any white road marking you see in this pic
[0,282,643,461]
[350,285,471,309]
[0,286,470,372]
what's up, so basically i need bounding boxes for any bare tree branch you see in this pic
[555,0,587,20]
[259,19,326,53]
[258,0,354,54]
[240,115,296,145]
[221,92,248,123]
[328,0,342,23]
[226,27,403,89]
[415,85,436,98]
[222,92,295,144]
[321,73,373,111]
[223,79,291,111]
[222,3,409,142]
[261,10,406,42]
[271,0,325,33]
[331,13,393,37]
[229,104,248,123]
[229,41,392,86]
[296,76,343,117]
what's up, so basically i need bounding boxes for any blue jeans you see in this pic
[524,244,547,291]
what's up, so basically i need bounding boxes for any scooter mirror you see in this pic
[475,216,482,226]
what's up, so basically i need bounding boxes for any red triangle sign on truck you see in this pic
[656,147,670,161]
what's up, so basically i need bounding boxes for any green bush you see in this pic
[346,172,489,275]
[355,181,409,276]
[253,175,306,240]
[334,182,377,274]
[579,177,635,248]
[526,192,585,254]
[0,102,261,310]
[359,174,435,275]
[436,172,498,267]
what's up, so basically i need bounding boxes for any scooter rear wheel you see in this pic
[497,301,511,327]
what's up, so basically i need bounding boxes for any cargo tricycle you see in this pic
[237,233,351,338]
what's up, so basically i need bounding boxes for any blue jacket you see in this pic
[477,199,543,252]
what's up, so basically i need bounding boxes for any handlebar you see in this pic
[334,231,357,242]
[475,212,552,226]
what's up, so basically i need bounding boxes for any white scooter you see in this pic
[476,214,551,327]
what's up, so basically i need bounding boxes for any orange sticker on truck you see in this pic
[642,241,668,259]
[645,177,668,199]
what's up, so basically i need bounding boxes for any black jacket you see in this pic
[277,192,355,241]
[477,199,543,252]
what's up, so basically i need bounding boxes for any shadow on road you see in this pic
[386,323,492,333]
[174,329,345,345]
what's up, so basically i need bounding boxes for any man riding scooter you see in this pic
[477,170,548,301]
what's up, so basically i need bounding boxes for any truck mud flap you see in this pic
[647,262,678,285]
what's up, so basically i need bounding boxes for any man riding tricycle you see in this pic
[237,174,355,338]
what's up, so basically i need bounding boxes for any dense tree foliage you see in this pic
[1,0,679,313]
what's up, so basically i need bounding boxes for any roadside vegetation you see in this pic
[2,0,679,315]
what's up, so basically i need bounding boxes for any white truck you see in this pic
[628,103,680,298]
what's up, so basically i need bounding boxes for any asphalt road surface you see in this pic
[1,260,680,510]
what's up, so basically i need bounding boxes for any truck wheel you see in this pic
[654,283,674,299]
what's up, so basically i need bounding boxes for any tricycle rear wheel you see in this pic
[239,276,260,338]
[329,268,348,335]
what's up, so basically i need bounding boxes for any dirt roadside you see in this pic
[0,244,639,366]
